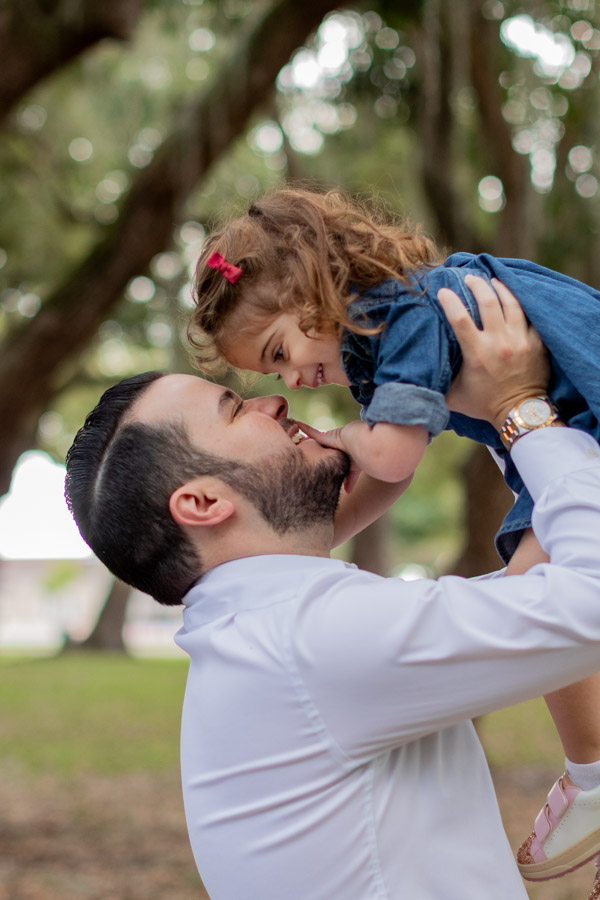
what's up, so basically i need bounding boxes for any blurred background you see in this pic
[1,0,599,896]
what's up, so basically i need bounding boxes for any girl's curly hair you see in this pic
[188,186,441,373]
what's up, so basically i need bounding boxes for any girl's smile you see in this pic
[224,313,350,391]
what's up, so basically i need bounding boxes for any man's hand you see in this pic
[438,276,549,431]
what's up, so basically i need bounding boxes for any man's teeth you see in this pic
[317,364,324,385]
[292,430,307,444]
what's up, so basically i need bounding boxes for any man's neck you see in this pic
[199,523,333,574]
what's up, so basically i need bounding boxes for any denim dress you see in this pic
[341,252,600,562]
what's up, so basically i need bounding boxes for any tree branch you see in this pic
[0,0,144,126]
[0,0,338,493]
[467,0,535,257]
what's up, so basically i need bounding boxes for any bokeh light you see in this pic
[68,137,93,161]
[478,175,505,212]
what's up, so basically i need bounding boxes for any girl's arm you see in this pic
[297,419,428,547]
[332,471,413,548]
[504,528,549,575]
[298,419,429,483]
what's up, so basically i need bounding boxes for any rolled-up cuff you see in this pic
[361,383,450,436]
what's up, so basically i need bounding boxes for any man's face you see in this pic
[131,374,339,464]
[130,375,350,532]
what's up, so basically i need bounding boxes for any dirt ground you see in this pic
[0,764,208,900]
[1,762,597,899]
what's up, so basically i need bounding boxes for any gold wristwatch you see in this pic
[500,396,561,450]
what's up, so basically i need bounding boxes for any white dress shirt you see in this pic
[176,428,600,899]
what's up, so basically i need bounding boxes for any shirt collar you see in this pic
[180,554,356,629]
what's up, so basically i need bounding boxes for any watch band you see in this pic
[500,396,561,450]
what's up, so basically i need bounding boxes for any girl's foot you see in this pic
[517,774,600,881]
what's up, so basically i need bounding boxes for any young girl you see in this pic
[188,186,600,884]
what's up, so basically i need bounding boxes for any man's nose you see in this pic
[248,394,289,419]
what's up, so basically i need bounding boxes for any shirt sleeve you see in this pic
[362,296,452,434]
[293,428,600,763]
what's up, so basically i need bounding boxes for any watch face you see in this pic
[518,398,552,427]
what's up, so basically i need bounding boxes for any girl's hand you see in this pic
[296,418,427,490]
[295,421,362,493]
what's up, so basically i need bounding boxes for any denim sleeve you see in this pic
[362,383,450,434]
[363,296,453,435]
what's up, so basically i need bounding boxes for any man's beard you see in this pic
[224,447,350,534]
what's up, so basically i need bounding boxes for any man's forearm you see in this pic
[513,427,600,569]
[295,426,600,751]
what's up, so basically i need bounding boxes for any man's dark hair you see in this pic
[66,372,349,606]
[65,372,207,606]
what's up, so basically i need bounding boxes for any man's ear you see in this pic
[169,478,235,528]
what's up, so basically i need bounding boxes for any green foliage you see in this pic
[2,0,600,563]
[389,431,470,572]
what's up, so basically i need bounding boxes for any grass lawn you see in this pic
[0,651,188,776]
[0,652,594,899]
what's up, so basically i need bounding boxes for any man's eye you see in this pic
[273,346,283,362]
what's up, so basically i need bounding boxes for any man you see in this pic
[66,280,600,899]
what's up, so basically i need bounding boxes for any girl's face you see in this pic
[224,313,350,390]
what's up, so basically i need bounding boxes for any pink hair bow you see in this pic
[206,251,243,284]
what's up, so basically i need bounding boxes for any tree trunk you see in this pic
[467,0,536,259]
[351,515,391,576]
[0,0,144,127]
[415,0,479,251]
[64,577,130,652]
[450,446,513,576]
[413,1,540,577]
[0,0,339,495]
